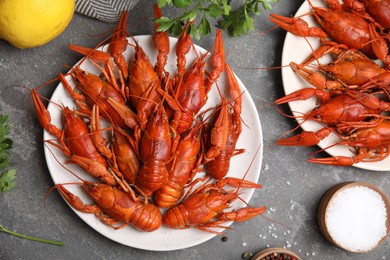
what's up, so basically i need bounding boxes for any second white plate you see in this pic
[281,0,390,171]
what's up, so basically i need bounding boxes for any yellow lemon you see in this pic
[0,0,75,49]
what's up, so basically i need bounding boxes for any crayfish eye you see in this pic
[87,183,98,190]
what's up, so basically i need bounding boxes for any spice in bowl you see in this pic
[318,182,390,253]
[251,247,301,260]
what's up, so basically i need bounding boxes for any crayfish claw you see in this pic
[57,184,101,213]
[217,206,267,222]
[277,128,332,146]
[216,177,261,189]
[269,13,327,38]
[307,156,355,166]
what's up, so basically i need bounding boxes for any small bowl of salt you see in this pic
[318,182,390,253]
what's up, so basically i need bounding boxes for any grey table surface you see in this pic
[1,1,389,259]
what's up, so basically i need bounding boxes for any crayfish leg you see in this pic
[31,89,62,139]
[96,212,128,230]
[194,224,231,235]
[57,184,101,214]
[216,206,267,222]
[308,148,371,166]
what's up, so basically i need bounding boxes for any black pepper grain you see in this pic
[221,236,228,242]
[242,252,250,259]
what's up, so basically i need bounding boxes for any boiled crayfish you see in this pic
[33,5,265,234]
[163,177,266,234]
[270,0,390,167]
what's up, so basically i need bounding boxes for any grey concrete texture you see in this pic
[0,0,389,259]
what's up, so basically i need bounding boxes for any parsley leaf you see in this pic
[0,114,63,246]
[0,169,16,192]
[218,4,255,37]
[156,0,279,38]
[0,114,15,192]
[219,0,278,36]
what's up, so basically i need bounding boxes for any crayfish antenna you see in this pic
[234,145,263,193]
[194,223,234,236]
[44,182,85,211]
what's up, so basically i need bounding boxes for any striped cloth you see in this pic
[75,0,139,23]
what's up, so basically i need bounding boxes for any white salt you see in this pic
[326,186,388,251]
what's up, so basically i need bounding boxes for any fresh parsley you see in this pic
[0,114,63,246]
[0,114,15,192]
[156,0,279,38]
[0,169,16,192]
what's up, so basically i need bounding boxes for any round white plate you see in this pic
[281,0,390,171]
[43,35,263,250]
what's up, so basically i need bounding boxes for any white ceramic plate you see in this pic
[43,35,263,250]
[281,0,390,171]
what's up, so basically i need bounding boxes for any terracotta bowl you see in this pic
[251,247,302,260]
[318,182,390,253]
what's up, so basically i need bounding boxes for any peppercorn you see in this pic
[221,236,228,242]
[242,252,250,259]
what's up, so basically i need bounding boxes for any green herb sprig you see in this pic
[0,114,63,246]
[156,0,279,38]
[0,225,64,246]
[0,114,15,192]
